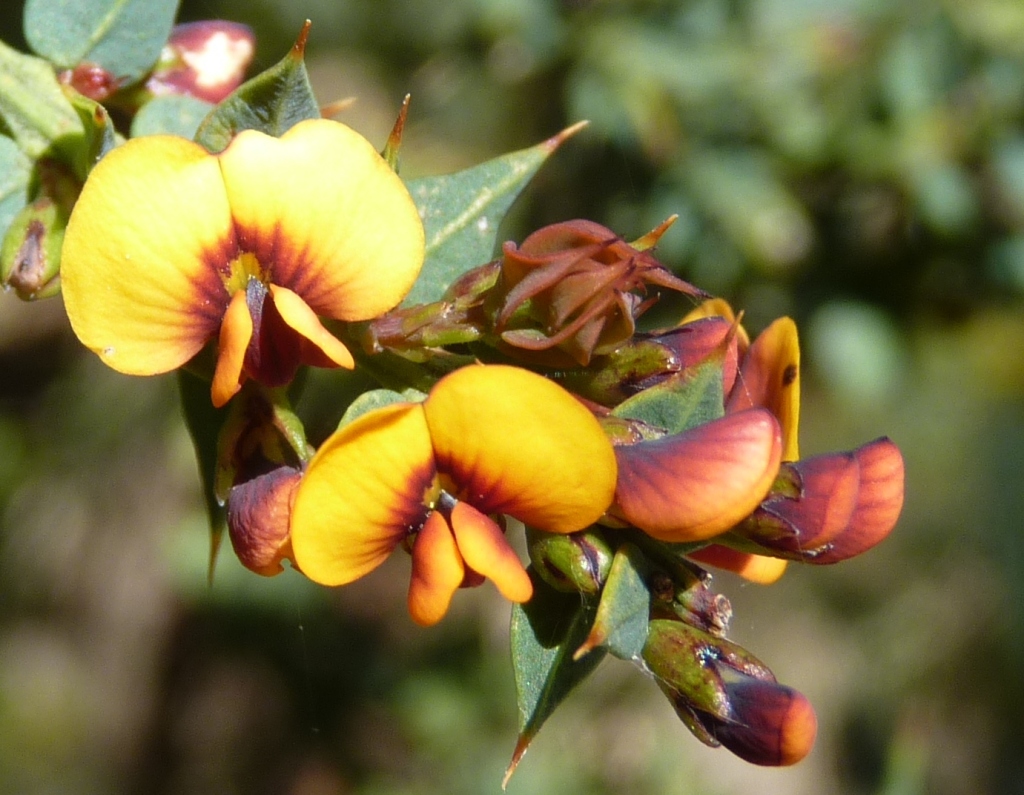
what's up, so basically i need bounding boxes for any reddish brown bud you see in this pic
[644,619,817,766]
[226,465,301,576]
[59,63,120,101]
[705,667,818,766]
[146,21,255,104]
[496,220,706,366]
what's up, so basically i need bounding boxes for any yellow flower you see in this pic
[61,119,425,406]
[289,365,618,626]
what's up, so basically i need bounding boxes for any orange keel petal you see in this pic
[408,511,465,626]
[269,284,355,369]
[211,289,253,407]
[449,501,533,604]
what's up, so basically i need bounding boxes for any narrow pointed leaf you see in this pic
[24,0,179,83]
[405,122,587,306]
[506,571,604,785]
[177,368,230,583]
[575,543,651,661]
[194,22,320,153]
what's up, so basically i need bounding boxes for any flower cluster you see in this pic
[40,26,904,780]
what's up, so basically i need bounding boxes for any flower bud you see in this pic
[362,263,498,358]
[526,526,613,594]
[1,197,66,300]
[643,619,817,766]
[562,315,738,406]
[146,21,255,104]
[705,666,818,766]
[226,465,301,576]
[58,63,120,102]
[495,220,706,367]
[642,620,774,719]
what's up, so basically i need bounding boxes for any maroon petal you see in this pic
[613,409,782,542]
[810,437,904,563]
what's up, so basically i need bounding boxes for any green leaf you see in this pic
[0,39,84,162]
[611,351,725,434]
[574,543,651,662]
[505,571,604,786]
[404,122,587,307]
[194,23,320,153]
[177,368,231,584]
[24,0,179,83]
[0,136,32,239]
[335,387,426,430]
[131,95,214,139]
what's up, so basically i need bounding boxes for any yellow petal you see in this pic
[269,284,355,369]
[290,403,436,586]
[687,545,788,585]
[449,501,533,603]
[408,511,465,626]
[681,298,737,324]
[218,119,425,320]
[423,365,617,533]
[211,288,252,407]
[62,135,233,375]
[728,317,800,460]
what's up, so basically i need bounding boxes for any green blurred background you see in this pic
[3,0,1024,792]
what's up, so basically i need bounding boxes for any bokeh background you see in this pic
[3,0,1024,793]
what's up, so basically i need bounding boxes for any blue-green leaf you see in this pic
[404,122,586,307]
[24,0,179,83]
[611,351,725,435]
[194,23,320,153]
[575,543,651,661]
[0,39,84,162]
[131,95,214,139]
[506,571,604,785]
[0,136,32,239]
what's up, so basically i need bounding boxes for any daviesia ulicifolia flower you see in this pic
[60,118,425,406]
[289,365,617,626]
